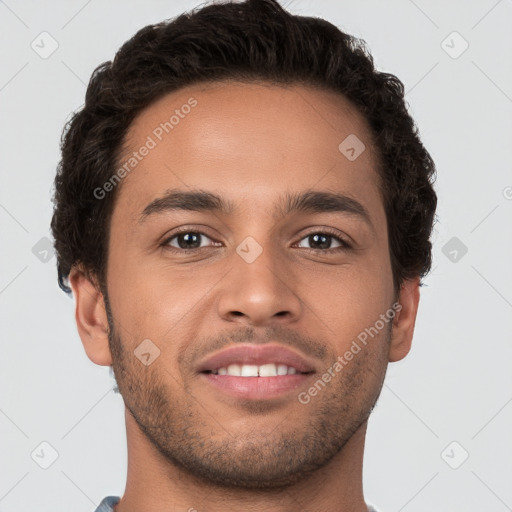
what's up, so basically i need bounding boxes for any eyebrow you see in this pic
[139,188,374,232]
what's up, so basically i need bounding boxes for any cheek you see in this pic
[107,259,217,343]
[308,265,393,354]
[309,253,391,308]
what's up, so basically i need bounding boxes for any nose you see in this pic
[217,239,303,327]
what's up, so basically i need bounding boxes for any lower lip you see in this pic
[200,373,314,400]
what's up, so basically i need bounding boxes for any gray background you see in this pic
[1,0,511,510]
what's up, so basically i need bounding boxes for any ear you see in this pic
[388,276,420,362]
[68,266,112,366]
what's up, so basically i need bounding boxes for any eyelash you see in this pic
[161,227,352,254]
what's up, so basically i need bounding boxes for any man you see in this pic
[51,0,437,510]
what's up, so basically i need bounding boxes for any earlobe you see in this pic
[68,266,113,366]
[388,276,420,363]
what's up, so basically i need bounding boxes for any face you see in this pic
[89,81,414,488]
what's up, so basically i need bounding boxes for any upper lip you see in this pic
[196,343,317,373]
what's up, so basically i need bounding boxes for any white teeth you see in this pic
[277,364,288,375]
[240,364,259,377]
[227,364,241,376]
[214,363,302,377]
[258,363,277,377]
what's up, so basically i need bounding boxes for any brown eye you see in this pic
[296,231,351,251]
[164,231,216,251]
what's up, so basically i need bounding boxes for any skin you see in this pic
[69,81,420,512]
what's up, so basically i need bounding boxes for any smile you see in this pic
[205,363,309,376]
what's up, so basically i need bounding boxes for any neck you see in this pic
[115,408,370,512]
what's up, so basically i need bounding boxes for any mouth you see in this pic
[203,363,312,377]
[196,344,317,400]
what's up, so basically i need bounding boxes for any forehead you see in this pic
[114,81,383,223]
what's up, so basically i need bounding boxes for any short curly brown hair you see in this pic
[51,0,437,296]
